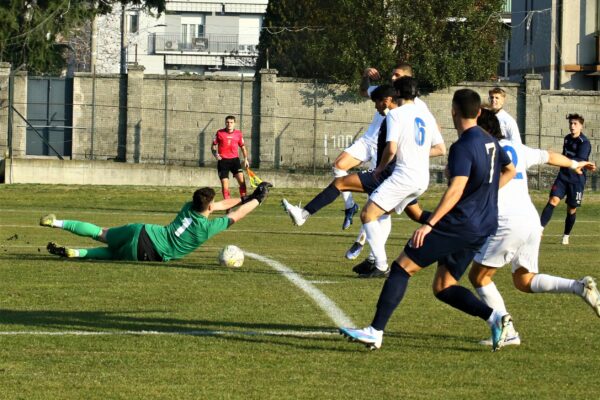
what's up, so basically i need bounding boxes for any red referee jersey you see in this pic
[213,129,245,159]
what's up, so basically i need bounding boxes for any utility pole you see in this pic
[120,4,127,74]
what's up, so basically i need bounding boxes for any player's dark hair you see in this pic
[566,113,584,125]
[192,187,216,212]
[452,89,481,119]
[370,84,397,102]
[393,62,413,76]
[225,115,236,122]
[393,76,419,100]
[478,108,504,140]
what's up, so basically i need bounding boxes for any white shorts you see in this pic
[344,137,376,164]
[369,173,425,214]
[473,215,541,273]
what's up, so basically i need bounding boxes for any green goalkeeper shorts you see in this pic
[105,223,144,261]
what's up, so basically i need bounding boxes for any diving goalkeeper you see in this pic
[41,182,272,262]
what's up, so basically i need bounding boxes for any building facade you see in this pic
[509,0,600,89]
[94,0,268,75]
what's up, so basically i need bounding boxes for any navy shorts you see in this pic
[357,164,394,195]
[550,176,585,208]
[403,230,488,281]
[217,158,243,180]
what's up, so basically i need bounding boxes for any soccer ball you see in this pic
[218,245,244,268]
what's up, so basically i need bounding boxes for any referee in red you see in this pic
[211,115,249,200]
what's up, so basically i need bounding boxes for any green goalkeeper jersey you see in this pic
[144,202,230,262]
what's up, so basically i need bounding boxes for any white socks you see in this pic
[530,274,583,295]
[333,167,355,209]
[363,219,388,271]
[476,282,508,314]
[486,309,505,328]
[355,228,367,246]
[341,192,355,209]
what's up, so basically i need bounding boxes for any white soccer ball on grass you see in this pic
[218,245,244,268]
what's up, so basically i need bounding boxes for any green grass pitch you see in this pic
[0,184,599,399]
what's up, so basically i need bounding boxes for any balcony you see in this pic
[149,33,259,55]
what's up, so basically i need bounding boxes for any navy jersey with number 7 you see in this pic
[435,126,512,238]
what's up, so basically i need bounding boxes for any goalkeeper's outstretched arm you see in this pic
[226,182,273,224]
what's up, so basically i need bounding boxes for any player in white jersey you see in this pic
[468,108,599,346]
[360,76,442,274]
[333,63,419,231]
[489,87,522,144]
[347,65,444,273]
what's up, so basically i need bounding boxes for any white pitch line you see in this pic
[0,329,336,337]
[244,251,354,328]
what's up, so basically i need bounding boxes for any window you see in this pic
[497,37,511,79]
[130,14,139,33]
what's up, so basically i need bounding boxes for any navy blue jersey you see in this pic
[557,133,591,184]
[435,126,512,238]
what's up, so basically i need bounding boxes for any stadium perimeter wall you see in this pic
[0,65,598,189]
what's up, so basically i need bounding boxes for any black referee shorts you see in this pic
[217,158,243,180]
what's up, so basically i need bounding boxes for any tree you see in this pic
[258,0,506,90]
[0,0,165,75]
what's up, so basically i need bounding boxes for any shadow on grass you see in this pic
[0,309,484,352]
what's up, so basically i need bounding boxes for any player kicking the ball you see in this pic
[468,108,599,347]
[41,183,272,263]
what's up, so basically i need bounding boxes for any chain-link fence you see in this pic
[1,70,598,190]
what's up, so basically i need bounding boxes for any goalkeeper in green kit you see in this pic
[41,183,272,262]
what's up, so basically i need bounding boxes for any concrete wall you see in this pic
[2,158,332,188]
[0,66,598,189]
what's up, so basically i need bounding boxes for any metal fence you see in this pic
[2,72,598,191]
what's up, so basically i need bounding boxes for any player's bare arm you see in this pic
[411,175,469,248]
[498,162,516,189]
[226,182,272,223]
[211,143,221,160]
[359,67,380,98]
[212,198,243,211]
[241,145,249,168]
[429,143,446,157]
[547,151,596,174]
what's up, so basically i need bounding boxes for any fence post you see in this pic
[0,63,11,159]
[258,69,278,169]
[523,73,543,189]
[313,79,318,175]
[239,75,244,133]
[126,64,145,163]
[91,66,96,160]
[163,69,168,164]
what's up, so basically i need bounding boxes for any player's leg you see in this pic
[232,158,247,197]
[540,178,565,228]
[46,241,114,259]
[281,174,364,226]
[220,178,231,199]
[562,182,583,244]
[469,262,521,346]
[340,252,421,349]
[40,214,106,242]
[346,227,367,260]
[217,160,232,199]
[433,263,511,351]
[513,268,600,318]
[233,172,247,197]
[335,144,370,230]
[359,200,387,272]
